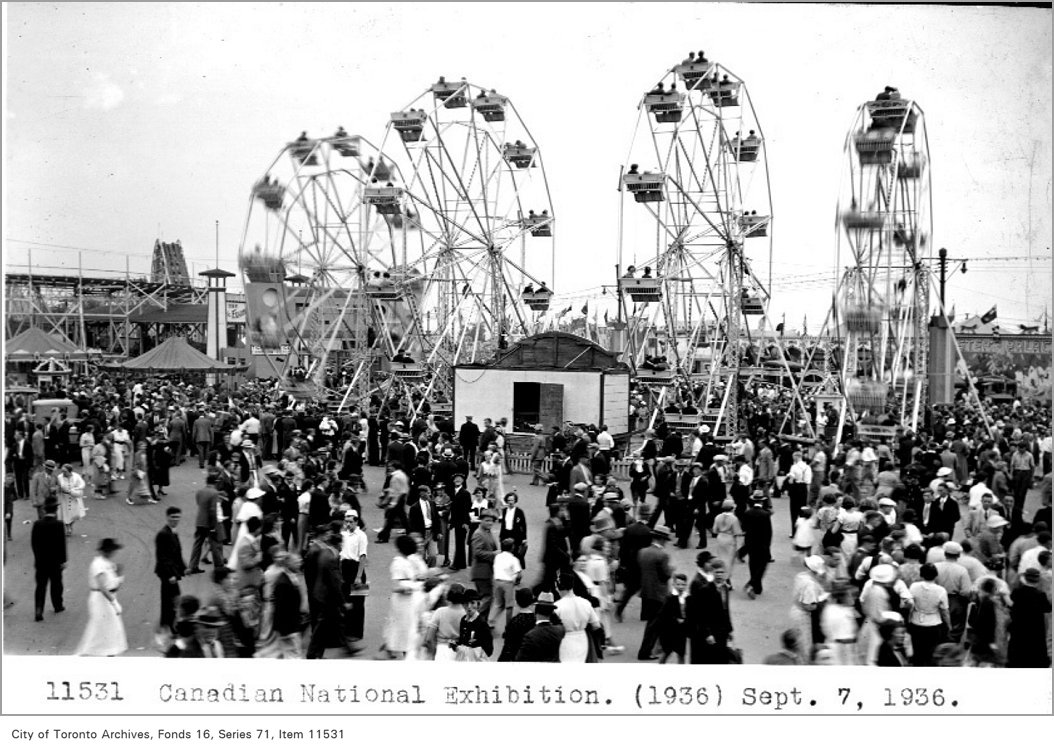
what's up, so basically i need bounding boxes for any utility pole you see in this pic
[938,247,947,310]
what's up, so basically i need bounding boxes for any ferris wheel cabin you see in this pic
[363,185,404,215]
[288,135,319,166]
[623,170,665,202]
[385,358,427,379]
[741,294,765,315]
[897,153,925,179]
[842,208,886,230]
[635,367,677,385]
[739,212,770,237]
[727,132,761,162]
[330,135,361,157]
[432,79,467,108]
[253,179,285,211]
[866,100,917,134]
[471,93,508,122]
[522,284,554,311]
[503,143,537,169]
[855,130,896,165]
[392,110,427,143]
[524,212,553,237]
[644,91,686,123]
[621,275,662,303]
[674,60,712,89]
[844,303,883,334]
[365,271,400,301]
[708,77,740,107]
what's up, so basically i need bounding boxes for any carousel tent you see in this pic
[117,337,240,372]
[4,327,87,361]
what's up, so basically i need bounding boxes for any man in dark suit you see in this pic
[679,462,709,548]
[449,473,472,570]
[538,503,570,594]
[155,506,187,633]
[407,486,441,566]
[565,484,592,549]
[515,592,565,662]
[31,498,66,621]
[458,416,480,466]
[687,552,733,664]
[498,492,529,562]
[615,504,654,620]
[740,492,773,597]
[648,456,677,529]
[636,525,672,660]
[925,482,961,537]
[188,473,223,573]
[10,429,31,500]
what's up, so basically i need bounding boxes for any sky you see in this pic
[3,2,1052,333]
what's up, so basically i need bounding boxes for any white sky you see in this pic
[3,2,1052,332]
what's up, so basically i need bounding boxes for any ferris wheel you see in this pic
[238,129,412,392]
[616,52,779,437]
[834,87,933,429]
[363,77,556,403]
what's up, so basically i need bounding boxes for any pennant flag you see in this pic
[775,322,785,333]
[581,302,589,315]
[980,305,997,324]
[557,305,571,318]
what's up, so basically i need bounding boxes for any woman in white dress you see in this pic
[554,571,602,663]
[79,426,96,470]
[479,450,505,504]
[56,463,85,537]
[381,535,427,659]
[711,499,743,585]
[74,538,128,656]
[789,555,830,662]
[111,424,131,479]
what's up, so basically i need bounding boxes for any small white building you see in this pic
[454,332,631,434]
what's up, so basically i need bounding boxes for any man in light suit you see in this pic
[407,485,440,566]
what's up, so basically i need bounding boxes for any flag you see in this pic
[581,302,589,315]
[775,322,785,334]
[603,310,609,324]
[557,305,571,318]
[980,305,997,324]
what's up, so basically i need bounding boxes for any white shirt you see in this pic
[1019,545,1047,574]
[242,416,261,435]
[737,464,754,488]
[596,431,614,451]
[968,481,995,509]
[418,499,433,530]
[340,528,368,561]
[297,490,312,515]
[789,460,812,485]
[493,551,522,583]
[236,500,263,525]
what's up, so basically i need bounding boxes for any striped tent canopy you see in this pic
[5,327,88,361]
[116,337,241,372]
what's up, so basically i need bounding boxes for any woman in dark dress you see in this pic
[453,588,493,661]
[1007,568,1053,668]
[150,434,172,499]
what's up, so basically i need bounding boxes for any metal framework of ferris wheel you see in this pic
[834,89,933,430]
[616,52,811,438]
[238,129,411,397]
[362,77,556,408]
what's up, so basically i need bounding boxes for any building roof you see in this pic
[117,336,239,372]
[463,332,628,372]
[5,327,87,360]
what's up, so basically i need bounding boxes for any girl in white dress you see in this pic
[74,538,128,656]
[111,425,131,479]
[711,499,743,584]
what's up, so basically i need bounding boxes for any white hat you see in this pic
[878,497,897,507]
[245,487,264,500]
[699,425,711,434]
[713,454,728,462]
[936,466,953,477]
[986,514,1009,529]
[869,564,897,584]
[804,555,827,574]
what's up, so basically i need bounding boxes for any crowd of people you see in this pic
[3,371,1051,665]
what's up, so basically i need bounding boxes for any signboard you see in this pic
[250,344,291,356]
[955,333,1051,404]
[856,424,898,444]
[226,298,246,323]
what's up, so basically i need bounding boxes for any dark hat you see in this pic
[193,606,225,627]
[43,459,57,470]
[1021,567,1041,584]
[97,537,122,553]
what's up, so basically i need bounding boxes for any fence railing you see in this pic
[500,452,634,480]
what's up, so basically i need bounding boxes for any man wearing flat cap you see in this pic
[470,510,500,619]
